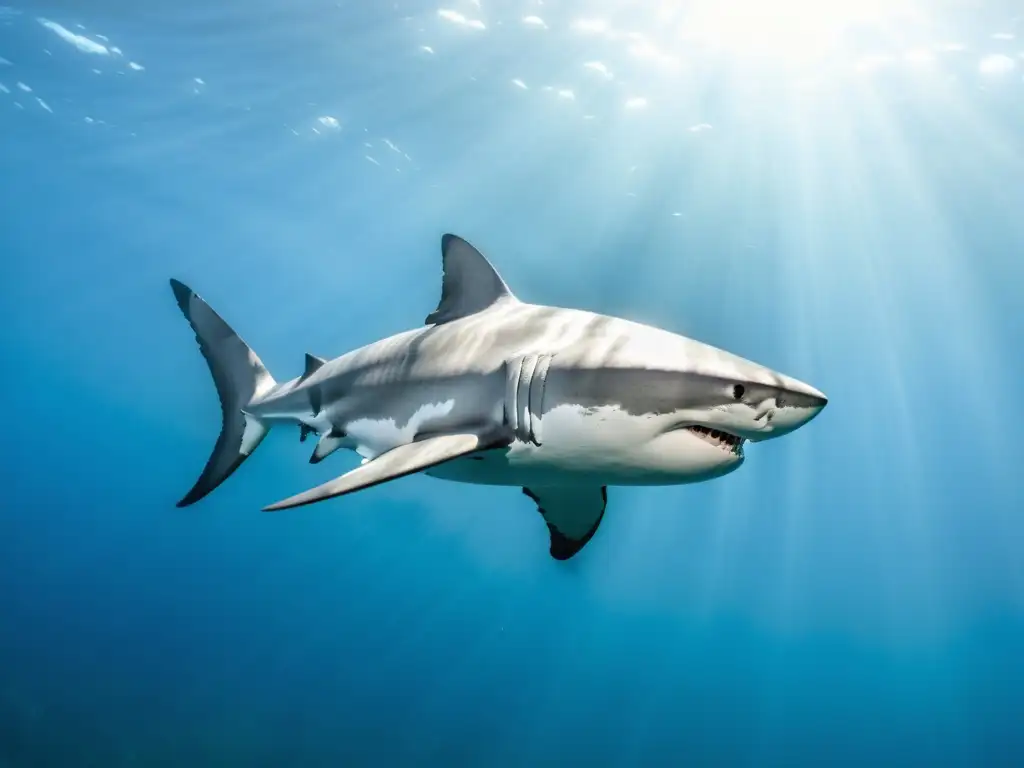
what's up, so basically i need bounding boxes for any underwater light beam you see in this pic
[645,0,925,65]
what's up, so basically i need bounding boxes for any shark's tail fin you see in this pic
[170,279,277,507]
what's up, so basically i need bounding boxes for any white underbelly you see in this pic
[424,444,738,487]
[339,399,461,459]
[427,404,743,487]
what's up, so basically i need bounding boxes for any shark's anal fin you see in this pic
[310,430,345,464]
[424,234,518,325]
[265,433,487,511]
[523,486,608,561]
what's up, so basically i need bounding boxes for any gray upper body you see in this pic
[171,234,827,560]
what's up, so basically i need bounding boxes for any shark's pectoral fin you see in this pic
[523,485,608,561]
[265,433,488,511]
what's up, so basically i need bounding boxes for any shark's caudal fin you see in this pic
[170,279,277,507]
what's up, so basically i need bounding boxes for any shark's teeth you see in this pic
[686,425,745,456]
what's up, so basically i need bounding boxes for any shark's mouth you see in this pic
[686,425,745,456]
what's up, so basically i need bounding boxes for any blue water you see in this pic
[2,2,1023,765]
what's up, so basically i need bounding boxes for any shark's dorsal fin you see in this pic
[302,353,326,379]
[424,234,518,325]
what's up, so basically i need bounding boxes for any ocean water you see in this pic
[2,2,1023,765]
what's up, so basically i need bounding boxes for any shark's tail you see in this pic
[170,279,277,507]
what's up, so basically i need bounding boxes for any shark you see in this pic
[170,234,827,560]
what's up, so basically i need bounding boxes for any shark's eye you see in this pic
[732,384,745,400]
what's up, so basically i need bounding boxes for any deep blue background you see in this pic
[2,2,1022,765]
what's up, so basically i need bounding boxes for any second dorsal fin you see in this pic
[424,234,518,325]
[302,353,326,380]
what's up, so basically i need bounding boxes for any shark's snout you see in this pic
[748,389,827,441]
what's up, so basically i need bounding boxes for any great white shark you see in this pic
[171,234,827,560]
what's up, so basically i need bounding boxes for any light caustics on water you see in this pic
[506,0,1019,88]
[652,0,925,64]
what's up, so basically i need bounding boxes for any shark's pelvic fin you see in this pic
[170,279,277,507]
[302,353,326,380]
[264,433,487,511]
[523,485,608,560]
[310,430,345,464]
[424,234,519,325]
